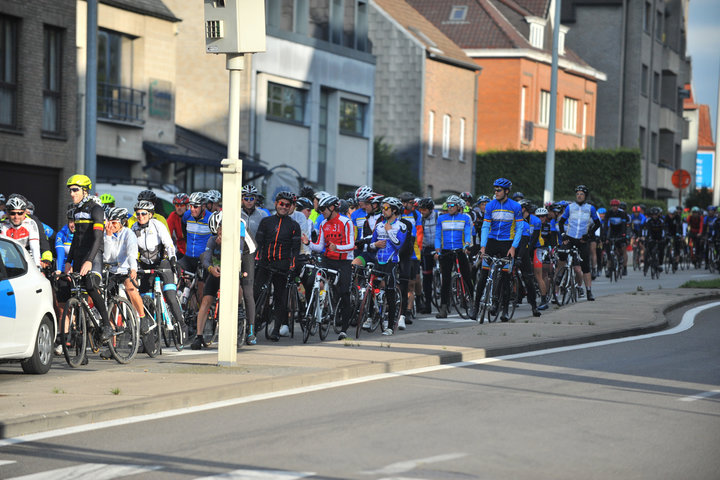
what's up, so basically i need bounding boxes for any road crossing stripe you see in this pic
[362,453,467,475]
[194,469,315,479]
[679,389,720,402]
[5,463,162,480]
[0,460,17,466]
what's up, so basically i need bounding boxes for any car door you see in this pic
[0,238,33,355]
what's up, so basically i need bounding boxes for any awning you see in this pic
[143,141,268,174]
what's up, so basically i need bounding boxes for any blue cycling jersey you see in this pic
[526,214,541,240]
[55,225,73,267]
[350,209,367,241]
[435,212,473,250]
[401,209,421,260]
[480,198,524,247]
[561,202,599,239]
[371,218,407,264]
[630,213,646,235]
[182,209,212,258]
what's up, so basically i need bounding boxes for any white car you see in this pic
[0,236,57,374]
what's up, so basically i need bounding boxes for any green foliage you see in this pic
[680,278,720,288]
[373,137,421,196]
[684,187,714,209]
[475,149,642,206]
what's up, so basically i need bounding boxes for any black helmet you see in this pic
[398,191,415,202]
[512,192,525,201]
[299,186,315,199]
[275,191,295,203]
[295,197,313,211]
[138,189,157,202]
[338,199,350,215]
[575,185,589,194]
[417,197,434,210]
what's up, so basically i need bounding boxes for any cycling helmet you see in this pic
[208,210,222,235]
[295,197,313,211]
[575,185,589,194]
[458,199,467,208]
[0,194,5,204]
[137,190,157,202]
[275,191,295,203]
[6,197,27,211]
[459,192,473,203]
[107,207,128,222]
[398,191,416,202]
[189,192,206,206]
[417,197,435,210]
[206,189,222,203]
[314,190,330,200]
[345,197,358,208]
[632,205,642,213]
[242,185,258,196]
[535,207,549,216]
[355,185,373,201]
[134,200,155,212]
[518,199,530,209]
[597,207,607,215]
[619,202,627,210]
[493,178,512,189]
[512,192,525,201]
[708,205,717,211]
[691,206,700,213]
[476,195,491,205]
[383,197,403,213]
[668,206,677,214]
[67,174,93,190]
[255,193,265,206]
[338,199,350,215]
[446,194,462,205]
[649,206,662,215]
[174,193,190,205]
[99,193,116,205]
[318,194,339,209]
[299,186,315,199]
[610,199,620,207]
[25,201,35,214]
[367,193,385,205]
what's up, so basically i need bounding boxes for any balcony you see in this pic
[659,106,679,133]
[98,83,146,126]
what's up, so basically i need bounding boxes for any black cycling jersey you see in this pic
[603,209,628,239]
[664,214,683,237]
[67,197,105,267]
[643,217,666,241]
[255,214,301,263]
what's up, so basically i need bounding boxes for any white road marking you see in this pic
[4,463,162,480]
[362,453,467,475]
[0,460,17,466]
[195,469,314,479]
[1,302,718,448]
[679,390,720,402]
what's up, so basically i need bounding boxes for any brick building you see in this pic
[0,0,78,229]
[370,0,479,197]
[407,0,605,156]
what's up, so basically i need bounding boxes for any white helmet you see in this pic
[535,207,549,216]
[208,210,222,234]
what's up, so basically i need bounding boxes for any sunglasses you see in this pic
[174,202,187,207]
[243,196,255,202]
[8,211,25,217]
[277,201,291,208]
[136,211,151,217]
[446,203,457,208]
[190,204,202,208]
[382,206,391,211]
[493,187,504,192]
[68,187,82,193]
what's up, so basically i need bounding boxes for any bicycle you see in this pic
[663,239,675,273]
[355,263,400,337]
[431,256,442,309]
[203,288,248,347]
[442,250,472,319]
[605,239,624,283]
[300,262,338,343]
[555,246,582,306]
[61,272,139,367]
[136,268,184,357]
[644,240,661,279]
[474,254,513,323]
[178,267,200,340]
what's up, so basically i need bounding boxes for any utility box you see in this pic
[204,0,266,54]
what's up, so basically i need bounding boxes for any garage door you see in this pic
[0,162,60,231]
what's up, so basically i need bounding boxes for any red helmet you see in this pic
[610,199,620,207]
[632,205,642,213]
[174,193,190,205]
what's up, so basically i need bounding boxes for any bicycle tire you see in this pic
[332,295,344,334]
[370,292,383,332]
[559,269,571,306]
[183,290,199,340]
[355,287,370,338]
[142,296,161,358]
[204,297,219,346]
[489,272,502,322]
[169,306,184,351]
[431,268,442,308]
[106,296,139,364]
[254,286,270,335]
[318,294,332,341]
[450,275,468,319]
[62,297,87,368]
[477,278,491,324]
[507,274,519,321]
[286,287,299,339]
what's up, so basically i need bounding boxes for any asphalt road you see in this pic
[1,303,717,479]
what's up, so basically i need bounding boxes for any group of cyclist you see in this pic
[2,174,719,361]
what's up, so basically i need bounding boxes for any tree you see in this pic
[684,187,714,209]
[372,137,421,196]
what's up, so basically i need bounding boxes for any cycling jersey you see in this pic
[242,207,268,236]
[370,217,407,264]
[167,211,186,255]
[256,214,301,263]
[560,202,600,239]
[350,208,367,241]
[435,212,473,250]
[687,215,703,235]
[103,227,138,275]
[401,208,423,260]
[132,218,177,265]
[665,214,683,236]
[182,209,212,258]
[1,217,41,267]
[201,220,252,271]
[422,210,438,248]
[603,209,628,239]
[538,221,558,247]
[642,217,666,241]
[480,198,523,247]
[312,215,355,261]
[128,212,170,232]
[630,213,646,236]
[526,214,541,247]
[55,225,74,268]
[67,197,105,268]
[703,215,718,235]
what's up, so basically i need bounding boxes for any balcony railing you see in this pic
[98,82,145,125]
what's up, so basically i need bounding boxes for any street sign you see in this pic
[671,169,691,189]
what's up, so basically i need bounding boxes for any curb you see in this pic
[2,291,719,439]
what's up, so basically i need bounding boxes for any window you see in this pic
[449,6,468,22]
[355,0,368,51]
[641,64,649,96]
[459,118,465,161]
[538,90,551,126]
[43,26,63,134]
[653,71,660,103]
[330,0,343,44]
[339,99,364,135]
[0,238,28,279]
[98,29,144,124]
[655,10,663,41]
[650,132,658,164]
[267,82,306,123]
[639,126,646,157]
[643,1,651,32]
[294,0,309,35]
[0,15,18,128]
[527,18,545,49]
[427,111,434,155]
[442,114,451,158]
[562,97,578,133]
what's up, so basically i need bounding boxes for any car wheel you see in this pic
[21,315,54,374]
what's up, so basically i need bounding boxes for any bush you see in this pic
[373,137,421,196]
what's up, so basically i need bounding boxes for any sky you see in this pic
[687,0,720,139]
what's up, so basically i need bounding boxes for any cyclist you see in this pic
[417,197,437,315]
[167,193,189,257]
[55,205,75,274]
[64,174,113,342]
[128,190,170,232]
[434,194,474,319]
[398,191,423,328]
[512,192,525,203]
[702,206,717,269]
[366,197,407,335]
[1,196,41,267]
[352,193,385,267]
[6,194,53,267]
[642,206,666,274]
[310,194,355,340]
[533,207,556,310]
[132,199,183,337]
[0,193,5,217]
[241,185,268,239]
[602,199,629,276]
[518,201,541,316]
[99,193,115,209]
[205,189,222,213]
[255,193,272,216]
[664,206,683,271]
[179,192,213,276]
[686,206,704,265]
[351,186,373,256]
[471,179,524,322]
[557,185,601,301]
[25,201,54,243]
[255,191,301,342]
[629,205,646,266]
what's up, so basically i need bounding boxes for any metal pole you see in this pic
[544,0,562,204]
[714,59,720,205]
[217,53,245,366]
[84,0,98,184]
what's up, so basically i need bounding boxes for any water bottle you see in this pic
[180,286,191,306]
[319,289,326,307]
[90,306,102,323]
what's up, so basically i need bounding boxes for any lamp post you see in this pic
[544,0,563,205]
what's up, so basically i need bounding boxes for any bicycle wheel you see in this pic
[559,269,571,306]
[182,289,199,340]
[332,294,344,334]
[318,294,332,341]
[62,297,87,368]
[106,297,139,364]
[431,268,442,308]
[450,275,468,319]
[477,278,492,324]
[168,306,184,351]
[489,272,503,322]
[142,296,161,358]
[507,274,520,321]
[632,245,640,271]
[286,287,299,338]
[204,298,219,346]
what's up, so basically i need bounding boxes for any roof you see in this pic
[406,0,602,79]
[98,0,180,22]
[372,0,480,71]
[698,104,715,150]
[683,82,699,110]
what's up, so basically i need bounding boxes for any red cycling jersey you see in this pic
[314,215,355,261]
[687,215,703,235]
[167,211,186,255]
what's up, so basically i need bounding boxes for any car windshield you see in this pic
[0,239,28,279]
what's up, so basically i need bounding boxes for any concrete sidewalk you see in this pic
[1,288,718,439]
